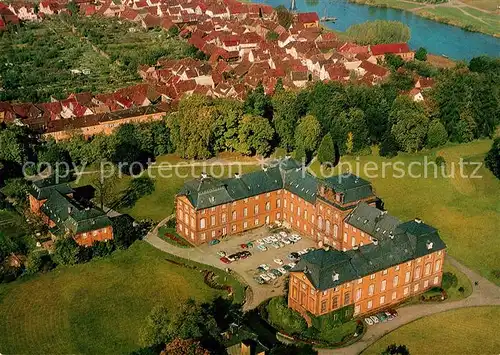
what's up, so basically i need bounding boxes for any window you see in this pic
[344,232,348,243]
[243,221,248,229]
[370,274,376,280]
[354,305,361,315]
[392,291,397,300]
[211,207,216,212]
[210,215,215,226]
[326,220,331,234]
[284,199,287,208]
[415,266,421,279]
[395,265,400,271]
[200,218,206,229]
[424,280,429,288]
[333,224,339,239]
[265,201,271,211]
[304,210,308,219]
[381,280,387,292]
[414,284,419,292]
[310,289,315,295]
[244,198,248,203]
[368,284,375,296]
[367,300,373,309]
[255,196,259,200]
[243,208,248,217]
[232,211,237,221]
[321,300,327,313]
[254,219,259,226]
[380,295,385,305]
[405,271,411,283]
[393,275,399,287]
[276,199,281,208]
[211,230,215,237]
[433,276,439,285]
[254,205,259,215]
[344,292,351,305]
[435,259,441,272]
[222,213,227,223]
[425,263,431,276]
[290,203,294,212]
[357,278,363,284]
[355,288,362,301]
[318,216,323,230]
[200,233,206,241]
[332,296,339,309]
[351,237,356,247]
[438,250,442,256]
[404,287,409,296]
[276,212,281,220]
[383,269,388,275]
[232,225,236,232]
[266,192,270,197]
[179,224,183,232]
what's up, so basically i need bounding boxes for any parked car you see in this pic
[238,251,251,259]
[384,311,395,321]
[217,251,226,257]
[270,269,282,277]
[306,247,315,252]
[287,262,296,268]
[370,315,379,324]
[387,308,398,317]
[257,244,267,252]
[274,258,284,265]
[209,239,220,246]
[377,313,388,322]
[267,272,277,280]
[260,274,271,282]
[297,250,306,256]
[258,264,270,271]
[271,242,280,249]
[288,252,300,261]
[246,242,254,248]
[269,235,278,242]
[278,267,287,274]
[289,234,301,243]
[240,243,248,249]
[283,264,292,271]
[279,231,288,238]
[253,276,265,284]
[227,254,240,262]
[281,238,291,245]
[255,239,264,244]
[364,317,374,326]
[278,241,285,248]
[220,257,231,264]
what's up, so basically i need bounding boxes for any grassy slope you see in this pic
[0,242,228,354]
[309,140,500,285]
[363,306,500,354]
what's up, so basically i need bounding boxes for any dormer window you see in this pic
[426,241,433,250]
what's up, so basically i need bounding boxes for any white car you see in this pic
[269,235,278,242]
[288,262,296,268]
[274,258,284,265]
[259,264,270,271]
[255,238,264,244]
[364,317,374,326]
[290,234,301,242]
[370,315,379,324]
[279,231,288,238]
[263,237,273,244]
[267,272,277,280]
[297,250,306,256]
[281,237,291,245]
[278,267,287,274]
[260,274,271,282]
[271,243,280,249]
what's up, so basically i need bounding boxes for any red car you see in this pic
[240,243,248,249]
[220,257,231,264]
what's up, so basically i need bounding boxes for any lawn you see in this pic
[362,306,500,354]
[0,241,242,354]
[309,140,500,286]
[0,209,28,238]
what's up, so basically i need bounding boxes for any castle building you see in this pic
[176,158,446,317]
[28,177,113,246]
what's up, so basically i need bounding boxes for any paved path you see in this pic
[318,256,500,355]
[145,221,500,354]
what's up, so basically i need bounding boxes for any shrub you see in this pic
[458,286,465,294]
[435,156,446,167]
[427,120,448,148]
[91,240,115,258]
[383,344,410,355]
[166,218,177,229]
[25,250,48,275]
[379,132,399,158]
[415,47,428,61]
[485,138,500,179]
[53,237,80,266]
[441,272,458,290]
[267,297,307,335]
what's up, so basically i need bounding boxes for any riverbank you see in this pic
[348,0,499,37]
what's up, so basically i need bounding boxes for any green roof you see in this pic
[292,212,446,291]
[178,158,374,210]
[40,190,112,235]
[28,176,74,200]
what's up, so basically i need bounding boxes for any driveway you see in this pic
[145,219,316,310]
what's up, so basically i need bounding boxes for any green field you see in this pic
[363,306,500,354]
[0,241,242,354]
[309,140,500,285]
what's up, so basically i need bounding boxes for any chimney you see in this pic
[415,218,422,224]
[201,172,208,179]
[426,240,433,250]
[372,238,379,246]
[262,166,268,172]
[332,272,339,282]
[234,172,240,179]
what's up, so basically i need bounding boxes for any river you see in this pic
[253,0,500,61]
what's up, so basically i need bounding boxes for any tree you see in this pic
[275,6,293,29]
[415,47,428,61]
[485,138,500,179]
[272,90,300,151]
[468,56,500,73]
[167,95,216,159]
[346,20,410,45]
[0,124,35,166]
[38,138,71,166]
[92,172,118,210]
[0,232,22,262]
[140,305,173,347]
[391,110,429,152]
[294,144,307,164]
[53,237,80,266]
[237,114,274,156]
[385,54,404,71]
[426,120,448,148]
[441,272,458,289]
[163,338,210,355]
[295,115,321,154]
[382,344,410,355]
[330,112,349,155]
[243,84,272,118]
[379,131,399,158]
[317,133,335,165]
[347,108,369,152]
[212,99,243,153]
[270,344,318,355]
[455,106,477,143]
[25,250,48,275]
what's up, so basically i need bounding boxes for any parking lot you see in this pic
[198,226,318,297]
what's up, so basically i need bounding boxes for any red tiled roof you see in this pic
[297,12,319,24]
[370,43,411,56]
[360,60,389,78]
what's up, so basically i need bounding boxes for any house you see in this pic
[297,12,319,28]
[415,77,435,90]
[141,14,162,29]
[222,324,268,355]
[370,43,414,61]
[409,88,424,102]
[28,176,113,247]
